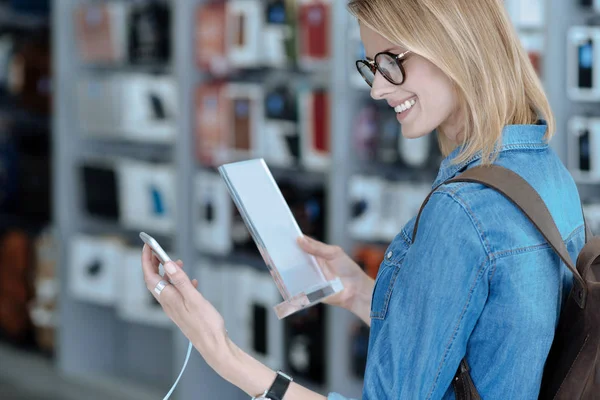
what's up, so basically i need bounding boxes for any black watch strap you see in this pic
[265,371,292,400]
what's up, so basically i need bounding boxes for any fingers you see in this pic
[163,261,199,302]
[192,279,199,289]
[297,235,340,260]
[142,245,163,292]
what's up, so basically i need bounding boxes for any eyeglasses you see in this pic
[355,50,412,87]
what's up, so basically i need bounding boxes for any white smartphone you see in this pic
[140,232,172,264]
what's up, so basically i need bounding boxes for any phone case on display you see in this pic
[195,82,229,167]
[117,248,170,327]
[263,0,296,68]
[299,89,330,171]
[297,0,331,70]
[68,235,123,306]
[79,161,120,221]
[195,2,229,75]
[128,2,171,64]
[225,83,265,162]
[74,2,128,64]
[263,86,299,168]
[285,303,327,384]
[193,170,233,256]
[567,27,600,101]
[226,0,263,68]
[567,116,600,183]
[0,230,33,343]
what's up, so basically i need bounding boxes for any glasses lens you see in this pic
[357,61,375,87]
[375,53,404,84]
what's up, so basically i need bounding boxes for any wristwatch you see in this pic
[252,370,293,400]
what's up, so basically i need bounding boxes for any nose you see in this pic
[370,71,395,100]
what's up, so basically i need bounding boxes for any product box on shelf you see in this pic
[77,73,177,143]
[195,2,229,75]
[117,159,177,235]
[195,81,229,167]
[68,234,124,306]
[348,175,385,241]
[263,0,297,68]
[78,158,121,222]
[128,1,171,65]
[299,88,330,171]
[226,0,264,69]
[568,116,600,183]
[567,27,600,102]
[263,85,300,168]
[74,2,128,64]
[297,0,331,71]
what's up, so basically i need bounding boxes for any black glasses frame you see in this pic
[355,50,412,87]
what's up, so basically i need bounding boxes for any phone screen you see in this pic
[578,39,593,89]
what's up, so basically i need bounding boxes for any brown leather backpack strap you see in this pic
[411,164,587,309]
[452,358,481,400]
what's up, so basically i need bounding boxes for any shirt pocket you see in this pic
[370,263,401,320]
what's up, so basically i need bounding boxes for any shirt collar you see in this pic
[432,120,549,188]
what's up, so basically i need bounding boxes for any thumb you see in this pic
[164,261,197,299]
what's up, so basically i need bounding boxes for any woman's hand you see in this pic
[297,236,374,325]
[141,244,233,372]
[141,244,329,399]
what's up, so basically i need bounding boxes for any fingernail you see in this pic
[165,262,177,274]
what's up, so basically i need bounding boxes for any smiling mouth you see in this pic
[394,98,417,114]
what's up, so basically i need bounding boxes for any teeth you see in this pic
[394,98,416,114]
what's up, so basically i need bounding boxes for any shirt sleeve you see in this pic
[364,190,492,399]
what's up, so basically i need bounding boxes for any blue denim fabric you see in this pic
[328,122,585,400]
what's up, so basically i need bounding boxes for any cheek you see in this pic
[411,65,457,119]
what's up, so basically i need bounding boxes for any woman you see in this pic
[141,0,585,398]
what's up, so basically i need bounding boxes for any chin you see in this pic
[400,124,432,140]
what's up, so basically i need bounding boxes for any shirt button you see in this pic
[387,251,393,259]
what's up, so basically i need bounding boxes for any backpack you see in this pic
[411,165,599,400]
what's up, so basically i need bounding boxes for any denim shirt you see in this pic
[328,122,586,400]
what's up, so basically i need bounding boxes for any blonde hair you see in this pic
[348,0,555,165]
